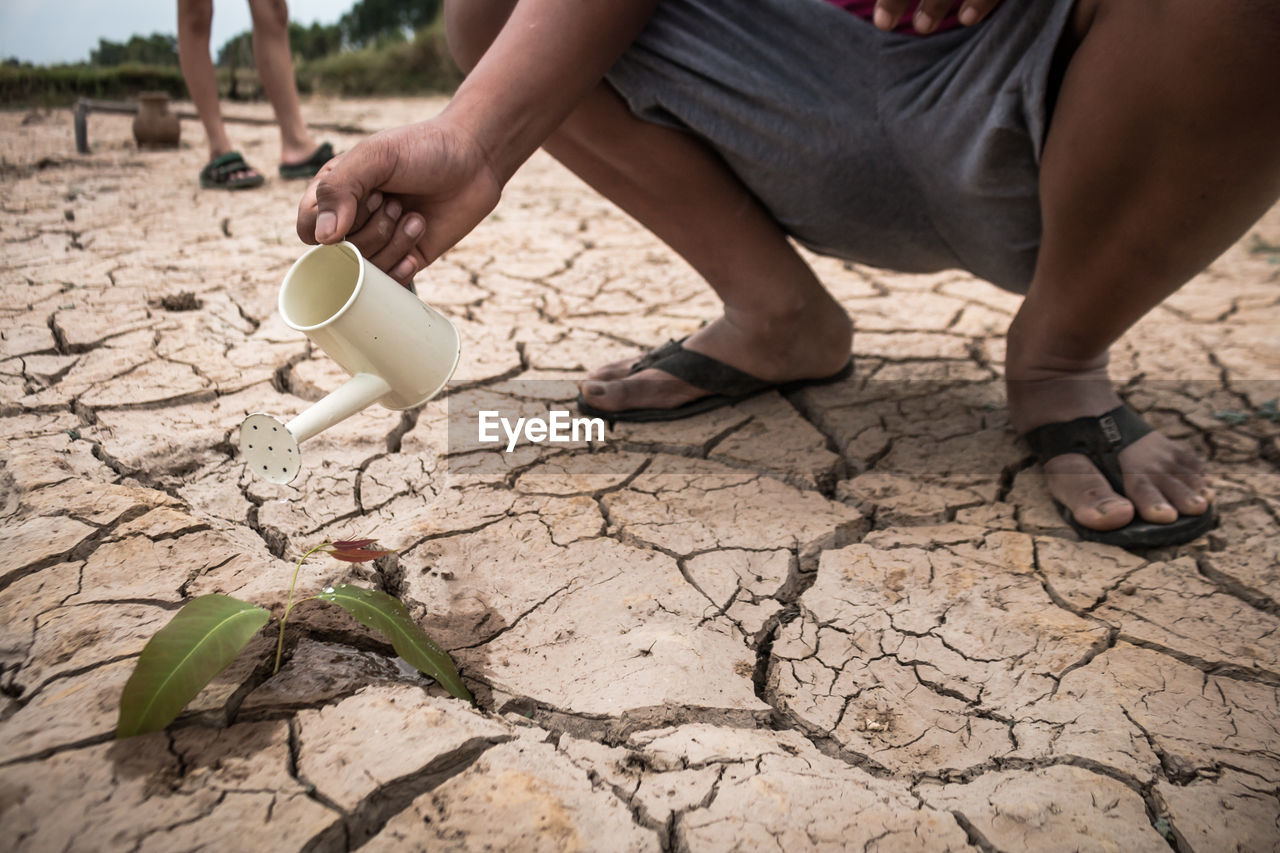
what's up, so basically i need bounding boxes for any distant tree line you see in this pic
[215,21,343,68]
[85,0,441,70]
[90,33,180,67]
[338,0,441,48]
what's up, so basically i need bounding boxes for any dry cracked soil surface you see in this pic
[2,97,1279,852]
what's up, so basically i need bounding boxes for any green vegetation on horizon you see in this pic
[0,0,457,107]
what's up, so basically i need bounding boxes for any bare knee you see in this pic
[444,0,517,73]
[248,0,291,37]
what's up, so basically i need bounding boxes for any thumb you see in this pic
[309,137,396,244]
[311,158,363,245]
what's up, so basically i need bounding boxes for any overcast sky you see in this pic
[0,0,356,65]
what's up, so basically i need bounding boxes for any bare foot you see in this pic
[579,295,852,413]
[1005,355,1213,534]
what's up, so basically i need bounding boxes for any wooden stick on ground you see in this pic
[73,96,371,154]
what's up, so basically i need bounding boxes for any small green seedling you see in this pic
[117,538,471,739]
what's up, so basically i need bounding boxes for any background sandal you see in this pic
[279,142,334,180]
[199,151,264,190]
[1024,403,1217,549]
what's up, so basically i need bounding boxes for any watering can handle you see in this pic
[285,372,392,445]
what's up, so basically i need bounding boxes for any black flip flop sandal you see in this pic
[1024,404,1217,549]
[576,337,854,423]
[279,142,334,180]
[199,151,264,190]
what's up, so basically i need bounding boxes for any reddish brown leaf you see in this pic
[329,548,394,563]
[330,538,376,550]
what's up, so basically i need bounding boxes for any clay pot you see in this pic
[132,92,180,149]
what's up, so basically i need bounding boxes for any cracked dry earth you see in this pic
[2,96,1280,853]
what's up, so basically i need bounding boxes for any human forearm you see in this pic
[441,0,659,184]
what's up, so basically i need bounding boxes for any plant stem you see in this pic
[274,542,328,674]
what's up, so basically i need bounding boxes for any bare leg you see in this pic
[1006,0,1280,531]
[248,0,319,164]
[447,0,1280,535]
[447,0,853,414]
[178,0,234,160]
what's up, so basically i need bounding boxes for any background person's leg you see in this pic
[248,0,320,165]
[178,0,234,160]
[1008,0,1280,531]
[446,0,853,415]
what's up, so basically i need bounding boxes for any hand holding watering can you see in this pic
[239,241,460,484]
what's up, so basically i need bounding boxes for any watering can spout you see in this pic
[237,241,460,485]
[239,373,392,485]
[288,372,392,445]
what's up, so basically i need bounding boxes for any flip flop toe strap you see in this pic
[628,338,686,374]
[1024,404,1152,494]
[204,152,250,179]
[626,338,772,397]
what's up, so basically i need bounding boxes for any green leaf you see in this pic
[117,594,270,738]
[316,584,472,703]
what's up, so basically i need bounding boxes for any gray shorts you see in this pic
[605,0,1077,293]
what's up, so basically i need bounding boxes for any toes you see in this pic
[1044,454,1135,532]
[1119,434,1214,522]
[579,369,701,413]
[1046,427,1217,535]
[1122,474,1179,525]
[1169,446,1215,505]
[579,377,638,412]
[1149,471,1211,517]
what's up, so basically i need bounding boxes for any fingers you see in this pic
[353,191,384,237]
[873,0,915,31]
[296,135,396,245]
[387,246,427,287]
[312,173,364,245]
[910,0,960,34]
[346,196,403,260]
[344,195,428,286]
[296,161,330,245]
[872,0,1001,33]
[956,0,1001,27]
[298,175,383,246]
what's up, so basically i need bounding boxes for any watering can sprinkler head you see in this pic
[240,413,302,484]
[239,241,460,484]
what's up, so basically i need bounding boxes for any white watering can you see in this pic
[239,241,460,484]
